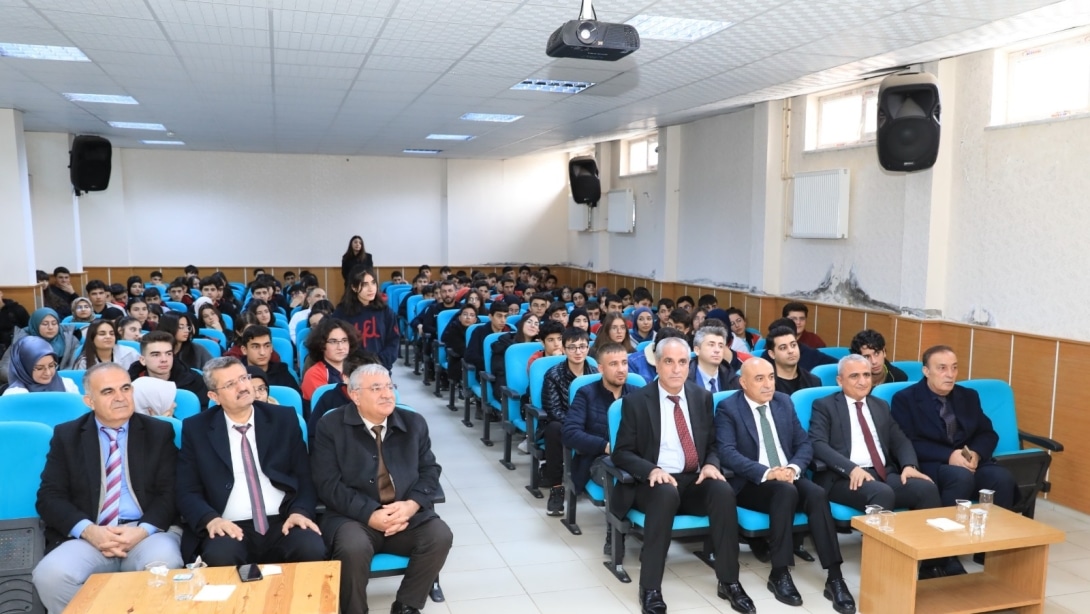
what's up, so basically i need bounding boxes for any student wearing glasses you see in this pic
[301,318,360,402]
[540,328,598,516]
[175,357,325,568]
[2,336,80,395]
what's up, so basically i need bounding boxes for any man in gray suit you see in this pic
[809,355,960,578]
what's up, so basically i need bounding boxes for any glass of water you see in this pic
[955,499,972,524]
[879,510,896,533]
[173,572,195,601]
[145,561,169,588]
[978,489,995,510]
[865,505,883,526]
[970,508,989,536]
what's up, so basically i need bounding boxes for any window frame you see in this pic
[620,135,659,176]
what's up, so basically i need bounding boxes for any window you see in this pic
[811,85,878,150]
[997,33,1090,125]
[622,135,658,175]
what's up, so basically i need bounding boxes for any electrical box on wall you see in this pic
[607,188,636,233]
[790,169,850,239]
[568,197,591,231]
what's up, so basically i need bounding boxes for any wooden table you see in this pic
[851,506,1064,614]
[64,560,340,614]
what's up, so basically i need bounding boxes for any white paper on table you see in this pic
[926,518,966,532]
[260,564,282,576]
[193,585,237,601]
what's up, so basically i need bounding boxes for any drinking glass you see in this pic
[970,508,989,536]
[865,505,883,526]
[955,499,972,524]
[978,489,995,510]
[879,510,895,533]
[145,561,169,588]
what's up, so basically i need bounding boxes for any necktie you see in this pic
[666,395,699,472]
[372,426,396,504]
[233,425,268,535]
[709,376,718,393]
[937,397,957,442]
[854,401,887,480]
[755,405,782,468]
[98,427,124,526]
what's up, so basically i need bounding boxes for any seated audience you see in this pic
[127,331,209,410]
[334,268,400,370]
[891,345,1019,509]
[2,336,80,394]
[176,357,325,567]
[766,324,822,394]
[569,308,590,332]
[716,358,855,614]
[783,302,826,349]
[301,318,359,401]
[306,353,375,443]
[167,278,194,308]
[441,304,477,391]
[198,303,233,345]
[238,324,299,392]
[109,284,129,311]
[125,276,144,303]
[491,313,539,396]
[541,328,597,516]
[73,320,140,370]
[690,309,706,331]
[116,316,144,341]
[312,364,453,614]
[689,324,740,392]
[571,289,587,309]
[46,267,80,317]
[849,329,907,385]
[246,298,276,329]
[676,296,695,312]
[157,312,213,371]
[85,280,125,320]
[611,337,752,614]
[763,317,837,372]
[631,306,655,343]
[0,289,30,353]
[69,297,97,324]
[126,298,152,331]
[32,363,182,614]
[526,320,564,373]
[655,298,674,332]
[545,301,569,328]
[464,302,509,376]
[591,312,636,359]
[0,307,80,382]
[248,366,280,405]
[697,294,718,312]
[132,376,177,417]
[725,308,761,353]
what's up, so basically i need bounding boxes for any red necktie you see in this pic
[667,395,699,472]
[233,425,269,535]
[854,401,887,480]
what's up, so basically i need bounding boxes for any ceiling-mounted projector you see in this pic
[546,0,639,61]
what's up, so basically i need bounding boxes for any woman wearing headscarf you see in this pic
[0,308,80,383]
[132,376,177,416]
[630,306,656,344]
[68,297,97,324]
[2,335,80,395]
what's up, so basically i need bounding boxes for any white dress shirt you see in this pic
[742,395,801,482]
[845,395,886,469]
[657,385,695,474]
[222,410,286,522]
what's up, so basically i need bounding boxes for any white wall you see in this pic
[23,144,571,269]
[27,132,82,274]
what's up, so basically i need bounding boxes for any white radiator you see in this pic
[790,168,850,239]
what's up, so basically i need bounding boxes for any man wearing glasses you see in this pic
[540,328,598,516]
[312,364,451,614]
[175,357,325,567]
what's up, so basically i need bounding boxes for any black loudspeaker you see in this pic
[877,73,941,172]
[568,156,601,207]
[69,135,112,194]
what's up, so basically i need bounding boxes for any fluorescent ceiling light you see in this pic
[108,121,167,131]
[461,113,524,123]
[404,148,441,154]
[141,140,185,145]
[511,79,594,94]
[64,93,138,104]
[626,15,733,42]
[0,43,90,61]
[426,134,475,141]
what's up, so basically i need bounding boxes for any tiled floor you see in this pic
[372,361,1090,613]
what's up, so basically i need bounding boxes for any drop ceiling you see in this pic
[0,0,1087,158]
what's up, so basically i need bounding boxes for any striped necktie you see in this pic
[234,425,269,535]
[98,427,124,526]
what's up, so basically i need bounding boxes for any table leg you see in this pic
[984,545,1050,614]
[860,536,919,614]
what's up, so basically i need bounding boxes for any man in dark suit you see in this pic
[312,364,452,614]
[890,345,1018,509]
[611,337,753,614]
[810,356,960,578]
[688,324,740,392]
[716,358,855,614]
[33,363,182,614]
[175,357,325,566]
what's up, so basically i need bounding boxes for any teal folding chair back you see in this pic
[297,328,311,371]
[269,327,291,341]
[380,281,393,294]
[173,389,201,420]
[753,338,766,353]
[568,374,603,405]
[635,340,651,353]
[271,337,298,382]
[871,381,913,406]
[789,386,841,430]
[153,415,183,448]
[435,309,459,371]
[506,314,522,329]
[311,383,339,412]
[497,342,544,469]
[222,313,233,330]
[711,389,739,409]
[481,332,506,412]
[164,301,188,313]
[810,364,839,387]
[199,328,228,350]
[58,370,86,394]
[270,386,304,419]
[0,421,53,519]
[528,356,570,410]
[273,313,289,329]
[959,379,1019,455]
[0,392,89,428]
[463,323,486,400]
[192,338,221,359]
[118,340,141,353]
[890,361,924,382]
[818,347,851,360]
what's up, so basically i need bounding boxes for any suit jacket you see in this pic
[809,391,918,484]
[609,381,718,516]
[687,360,740,392]
[176,401,316,541]
[311,405,442,546]
[890,380,1000,481]
[36,412,177,551]
[715,391,813,493]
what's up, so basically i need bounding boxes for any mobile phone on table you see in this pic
[237,564,263,582]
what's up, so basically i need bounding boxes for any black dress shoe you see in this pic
[823,578,856,614]
[767,571,803,606]
[748,538,771,563]
[638,587,668,614]
[944,557,968,575]
[973,552,986,565]
[718,582,756,614]
[390,601,421,614]
[918,564,946,580]
[793,544,815,562]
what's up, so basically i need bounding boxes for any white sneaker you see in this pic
[517,438,530,454]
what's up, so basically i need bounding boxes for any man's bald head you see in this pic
[738,357,775,404]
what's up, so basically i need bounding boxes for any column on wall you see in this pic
[0,109,37,285]
[750,100,787,295]
[26,132,84,274]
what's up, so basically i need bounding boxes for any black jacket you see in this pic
[0,298,30,351]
